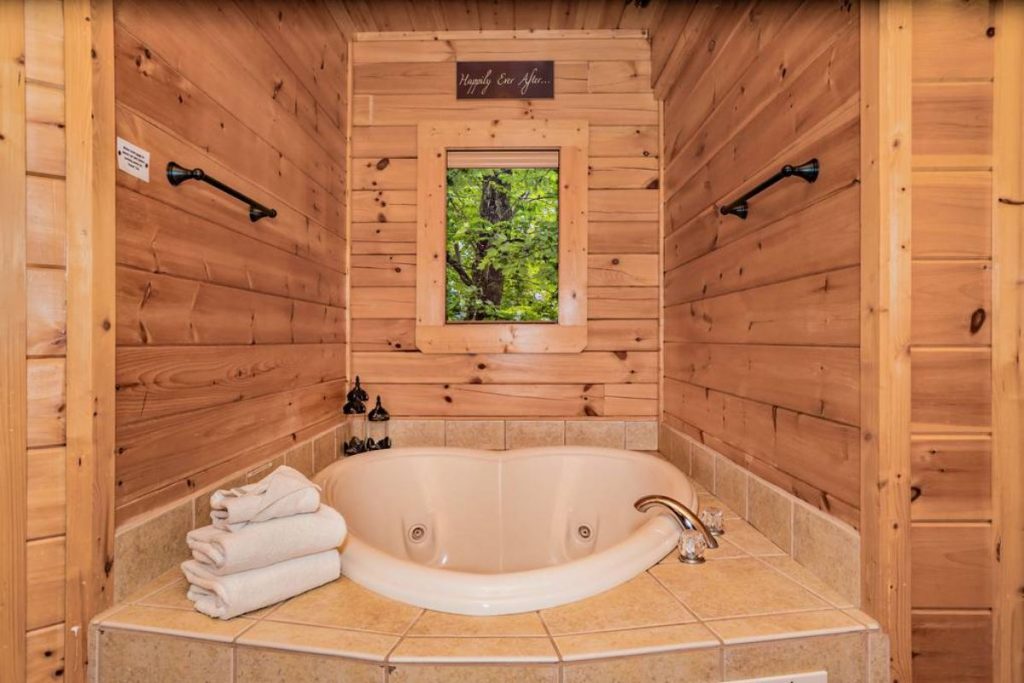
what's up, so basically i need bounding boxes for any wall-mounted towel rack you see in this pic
[166,161,278,222]
[719,159,820,219]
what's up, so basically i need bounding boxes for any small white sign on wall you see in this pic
[116,136,150,182]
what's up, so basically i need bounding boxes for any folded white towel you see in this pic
[209,465,320,531]
[187,505,347,575]
[182,549,341,619]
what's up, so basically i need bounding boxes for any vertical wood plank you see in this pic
[64,1,116,680]
[0,1,28,680]
[991,2,1024,679]
[859,1,914,680]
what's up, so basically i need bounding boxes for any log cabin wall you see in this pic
[653,3,862,529]
[907,2,1000,680]
[111,0,349,524]
[348,32,660,419]
[3,2,116,680]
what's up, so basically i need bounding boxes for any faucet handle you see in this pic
[699,507,725,536]
[678,530,708,564]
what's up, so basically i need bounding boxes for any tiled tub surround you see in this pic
[112,418,656,602]
[658,424,862,608]
[386,418,659,451]
[113,421,351,602]
[91,494,887,682]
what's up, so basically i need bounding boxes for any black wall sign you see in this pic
[456,61,555,99]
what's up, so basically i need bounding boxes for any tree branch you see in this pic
[446,252,474,287]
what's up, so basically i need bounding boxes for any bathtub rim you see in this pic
[316,445,693,615]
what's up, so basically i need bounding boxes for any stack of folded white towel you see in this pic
[181,465,346,619]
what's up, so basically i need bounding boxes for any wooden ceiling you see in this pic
[325,0,670,37]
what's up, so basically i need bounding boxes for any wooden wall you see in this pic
[908,2,998,680]
[349,32,660,418]
[14,2,71,679]
[654,2,862,528]
[3,2,116,681]
[112,0,349,523]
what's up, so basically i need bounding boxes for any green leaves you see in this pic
[445,167,559,322]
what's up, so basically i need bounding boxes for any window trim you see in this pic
[415,120,589,353]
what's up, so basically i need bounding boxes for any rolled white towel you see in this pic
[209,465,320,531]
[182,549,341,619]
[187,505,347,575]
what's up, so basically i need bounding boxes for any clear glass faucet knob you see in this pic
[678,530,708,564]
[699,507,725,536]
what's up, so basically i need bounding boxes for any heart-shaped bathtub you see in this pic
[313,446,696,615]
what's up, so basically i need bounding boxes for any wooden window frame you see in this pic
[415,120,589,353]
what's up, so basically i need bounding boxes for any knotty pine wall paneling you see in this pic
[653,2,862,528]
[349,32,659,418]
[908,2,1000,681]
[112,0,349,523]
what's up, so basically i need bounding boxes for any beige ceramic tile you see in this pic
[651,557,828,620]
[759,556,854,608]
[723,632,867,683]
[237,620,397,661]
[714,456,748,517]
[114,501,192,603]
[540,573,694,635]
[505,421,565,449]
[561,648,720,683]
[792,503,861,607]
[266,578,421,635]
[390,419,446,447]
[564,420,625,448]
[388,664,557,683]
[747,476,793,553]
[697,492,741,519]
[659,425,691,474]
[235,647,385,683]
[843,608,881,630]
[690,443,715,491]
[312,431,337,472]
[118,567,184,606]
[554,622,720,661]
[136,579,192,610]
[389,637,558,663]
[706,609,865,645]
[97,629,232,683]
[625,420,658,450]
[98,604,255,642]
[445,420,505,449]
[720,519,786,556]
[868,631,890,682]
[409,611,547,637]
[285,441,315,479]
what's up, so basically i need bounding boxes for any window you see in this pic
[445,151,559,323]
[416,120,589,353]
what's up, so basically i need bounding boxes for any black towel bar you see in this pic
[719,159,820,220]
[166,161,277,222]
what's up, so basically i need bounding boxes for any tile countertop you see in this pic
[92,489,883,682]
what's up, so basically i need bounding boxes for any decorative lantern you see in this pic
[342,376,369,455]
[366,396,391,450]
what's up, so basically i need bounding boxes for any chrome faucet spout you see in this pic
[634,495,719,549]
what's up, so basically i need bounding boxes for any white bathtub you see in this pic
[314,446,696,615]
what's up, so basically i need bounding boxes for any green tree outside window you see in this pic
[445,166,560,322]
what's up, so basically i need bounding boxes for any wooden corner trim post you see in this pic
[64,1,117,681]
[992,2,1024,680]
[860,1,913,681]
[0,1,28,681]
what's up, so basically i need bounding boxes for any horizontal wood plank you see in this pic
[116,344,346,425]
[911,523,994,608]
